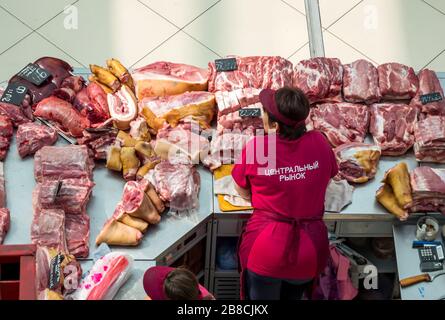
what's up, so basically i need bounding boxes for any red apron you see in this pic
[238,209,329,300]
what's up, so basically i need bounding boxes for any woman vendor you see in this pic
[232,87,338,300]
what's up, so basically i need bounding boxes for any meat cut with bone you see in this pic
[369,103,417,156]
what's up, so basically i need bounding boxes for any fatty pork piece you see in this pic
[154,124,210,165]
[16,122,58,158]
[133,61,209,100]
[377,63,419,100]
[342,59,381,104]
[0,208,10,244]
[139,91,216,131]
[34,145,94,182]
[411,69,445,116]
[107,84,138,130]
[409,166,445,214]
[414,116,445,163]
[0,162,6,208]
[369,103,417,156]
[148,161,201,211]
[383,162,413,209]
[293,57,343,104]
[0,115,13,161]
[208,56,293,92]
[311,103,369,147]
[36,178,94,215]
[34,96,90,137]
[65,214,90,258]
[31,208,67,252]
[334,143,381,184]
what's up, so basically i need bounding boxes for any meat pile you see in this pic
[31,145,94,258]
[206,57,293,170]
[414,116,445,163]
[369,103,417,156]
[409,166,445,214]
[293,57,343,104]
[0,115,13,160]
[0,162,9,244]
[334,143,381,184]
[311,103,370,147]
[208,56,293,92]
[16,122,58,158]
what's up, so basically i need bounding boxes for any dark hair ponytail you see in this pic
[268,87,310,140]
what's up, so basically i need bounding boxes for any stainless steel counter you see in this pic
[3,138,214,261]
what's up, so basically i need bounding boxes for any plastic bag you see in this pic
[73,252,133,300]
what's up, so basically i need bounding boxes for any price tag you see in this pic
[16,63,51,86]
[215,58,238,72]
[0,83,28,106]
[239,108,262,118]
[48,254,64,290]
[420,92,443,105]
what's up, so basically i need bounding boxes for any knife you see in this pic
[400,271,445,288]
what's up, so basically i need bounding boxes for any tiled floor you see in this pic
[0,0,444,83]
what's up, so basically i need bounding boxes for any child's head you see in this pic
[163,267,200,300]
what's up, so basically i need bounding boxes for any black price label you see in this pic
[17,63,51,86]
[0,83,28,106]
[239,108,262,118]
[215,58,238,72]
[49,254,64,290]
[420,92,443,105]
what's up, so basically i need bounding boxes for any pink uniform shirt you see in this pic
[232,131,338,280]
